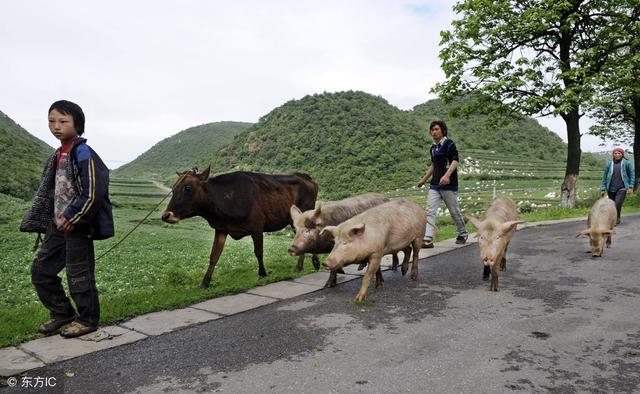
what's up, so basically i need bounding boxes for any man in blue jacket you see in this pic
[600,147,636,225]
[21,100,114,338]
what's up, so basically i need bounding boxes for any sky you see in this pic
[0,0,624,169]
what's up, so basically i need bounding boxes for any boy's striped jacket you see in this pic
[20,138,114,240]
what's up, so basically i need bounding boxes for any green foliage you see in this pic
[200,91,602,199]
[113,121,253,180]
[0,111,53,199]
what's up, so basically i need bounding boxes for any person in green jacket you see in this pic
[600,147,636,225]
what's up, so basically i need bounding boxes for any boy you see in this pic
[416,120,468,248]
[20,100,113,338]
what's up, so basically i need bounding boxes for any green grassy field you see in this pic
[1,162,638,348]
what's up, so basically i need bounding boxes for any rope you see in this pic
[95,172,188,261]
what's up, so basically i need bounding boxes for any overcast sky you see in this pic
[0,0,622,169]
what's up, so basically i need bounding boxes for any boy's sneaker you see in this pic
[60,322,98,338]
[421,240,434,248]
[455,235,468,244]
[38,315,76,334]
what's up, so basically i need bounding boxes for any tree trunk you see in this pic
[633,94,640,192]
[560,108,582,208]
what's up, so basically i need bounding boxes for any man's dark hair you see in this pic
[49,100,85,135]
[429,120,448,137]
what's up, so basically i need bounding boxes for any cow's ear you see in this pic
[320,226,337,238]
[199,166,211,180]
[348,223,366,238]
[601,229,615,235]
[576,229,591,238]
[500,220,525,235]
[290,205,302,222]
[466,215,482,230]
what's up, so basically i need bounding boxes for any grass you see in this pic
[1,177,638,348]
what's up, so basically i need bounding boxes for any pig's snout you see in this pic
[288,245,299,256]
[483,258,495,267]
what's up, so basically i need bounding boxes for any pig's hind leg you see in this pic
[400,246,412,275]
[410,238,421,281]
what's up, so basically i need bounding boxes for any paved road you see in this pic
[4,216,640,393]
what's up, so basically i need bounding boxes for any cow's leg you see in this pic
[312,254,320,271]
[606,234,612,248]
[401,246,412,276]
[296,255,305,272]
[410,238,420,281]
[251,232,267,277]
[201,230,228,288]
[356,255,380,301]
[391,253,399,271]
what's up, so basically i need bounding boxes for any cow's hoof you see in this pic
[199,282,210,289]
[410,273,418,281]
[354,294,366,302]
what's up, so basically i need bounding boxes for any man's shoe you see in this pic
[38,315,76,334]
[60,322,98,338]
[455,235,468,244]
[421,240,434,248]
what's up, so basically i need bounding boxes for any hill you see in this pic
[113,121,252,180]
[202,91,601,199]
[0,110,53,199]
[205,91,426,198]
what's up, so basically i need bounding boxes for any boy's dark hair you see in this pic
[429,120,448,137]
[49,100,85,135]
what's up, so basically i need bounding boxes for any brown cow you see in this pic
[161,167,318,287]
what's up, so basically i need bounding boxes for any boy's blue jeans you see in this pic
[424,188,468,241]
[31,224,99,327]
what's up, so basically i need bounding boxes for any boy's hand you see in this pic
[600,190,606,197]
[57,216,74,233]
[439,175,450,185]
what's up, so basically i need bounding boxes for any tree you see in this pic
[433,0,639,207]
[587,31,640,191]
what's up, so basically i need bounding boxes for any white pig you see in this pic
[320,198,426,301]
[467,197,524,292]
[576,197,616,257]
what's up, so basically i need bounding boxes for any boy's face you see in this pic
[613,151,623,160]
[49,109,77,143]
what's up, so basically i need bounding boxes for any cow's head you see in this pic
[161,166,211,224]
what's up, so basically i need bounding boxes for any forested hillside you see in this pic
[206,91,426,198]
[203,91,601,198]
[113,121,252,180]
[0,110,52,199]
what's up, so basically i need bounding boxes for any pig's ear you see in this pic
[320,226,338,238]
[576,229,591,238]
[290,205,302,223]
[500,220,525,235]
[466,215,482,229]
[348,223,366,238]
[312,206,323,225]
